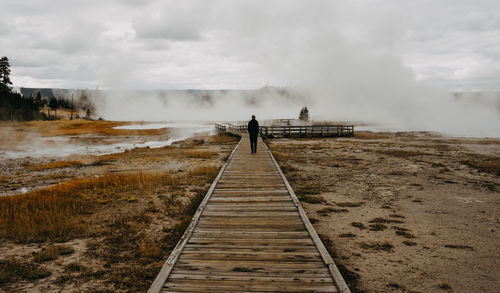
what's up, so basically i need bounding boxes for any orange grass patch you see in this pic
[462,155,500,176]
[189,165,219,180]
[185,150,218,159]
[0,172,185,243]
[24,160,84,171]
[25,120,169,136]
[355,132,391,139]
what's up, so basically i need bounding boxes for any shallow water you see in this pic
[0,121,215,159]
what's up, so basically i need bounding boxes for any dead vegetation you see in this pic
[268,133,499,292]
[34,245,75,262]
[0,132,239,291]
[0,257,51,285]
[359,241,394,252]
[26,120,169,137]
[462,154,500,176]
[23,160,84,171]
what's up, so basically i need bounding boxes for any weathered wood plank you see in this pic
[149,134,349,293]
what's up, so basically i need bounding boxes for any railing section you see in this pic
[216,124,354,138]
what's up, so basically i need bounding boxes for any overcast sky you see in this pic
[1,0,499,91]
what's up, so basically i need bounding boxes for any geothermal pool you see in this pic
[0,121,215,159]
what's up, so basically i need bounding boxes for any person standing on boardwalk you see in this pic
[248,115,259,154]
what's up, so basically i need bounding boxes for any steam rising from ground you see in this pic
[89,1,499,137]
[95,87,499,137]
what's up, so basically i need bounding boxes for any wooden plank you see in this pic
[263,141,351,293]
[174,259,326,269]
[162,280,338,292]
[171,268,331,278]
[188,237,315,246]
[150,134,349,293]
[147,139,242,293]
[191,230,310,239]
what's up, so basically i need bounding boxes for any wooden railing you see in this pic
[216,123,354,138]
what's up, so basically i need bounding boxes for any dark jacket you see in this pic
[248,118,259,137]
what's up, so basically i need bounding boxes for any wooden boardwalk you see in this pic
[149,135,350,292]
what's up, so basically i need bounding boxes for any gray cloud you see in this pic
[2,0,499,91]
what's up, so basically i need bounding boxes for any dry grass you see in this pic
[317,207,348,215]
[185,150,217,159]
[34,245,75,262]
[377,149,428,158]
[438,282,452,290]
[351,222,366,229]
[369,223,388,231]
[462,155,500,176]
[0,172,187,243]
[444,244,474,250]
[26,120,169,137]
[189,165,219,180]
[299,194,326,204]
[0,257,51,284]
[360,241,394,252]
[395,230,416,238]
[369,217,404,224]
[336,201,364,208]
[355,132,391,139]
[339,233,356,238]
[24,160,84,171]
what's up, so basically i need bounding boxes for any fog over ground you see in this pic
[2,1,500,136]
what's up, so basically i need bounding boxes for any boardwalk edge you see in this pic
[263,140,352,293]
[147,138,242,293]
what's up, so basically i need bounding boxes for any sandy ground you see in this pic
[268,132,499,293]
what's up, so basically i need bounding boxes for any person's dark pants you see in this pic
[250,135,258,153]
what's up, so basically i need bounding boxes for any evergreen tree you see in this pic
[299,106,310,121]
[0,56,13,93]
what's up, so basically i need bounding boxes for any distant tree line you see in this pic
[0,56,95,121]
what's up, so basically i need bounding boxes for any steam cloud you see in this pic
[4,0,498,136]
[93,1,499,137]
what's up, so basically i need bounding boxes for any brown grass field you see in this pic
[0,120,238,292]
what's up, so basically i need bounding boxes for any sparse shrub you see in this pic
[389,214,405,218]
[395,230,416,238]
[369,217,404,224]
[0,257,51,284]
[138,239,162,258]
[317,207,348,215]
[462,155,500,176]
[33,244,74,263]
[438,282,452,290]
[351,222,366,229]
[64,261,88,273]
[298,194,326,204]
[369,223,387,231]
[360,241,394,251]
[444,244,474,250]
[403,241,417,246]
[339,233,356,238]
[336,202,364,208]
[24,160,84,171]
[377,149,427,158]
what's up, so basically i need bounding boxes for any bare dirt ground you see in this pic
[0,120,239,292]
[268,131,499,293]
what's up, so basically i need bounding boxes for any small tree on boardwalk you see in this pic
[299,106,310,122]
[0,56,13,93]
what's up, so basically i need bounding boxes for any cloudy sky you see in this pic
[1,0,499,91]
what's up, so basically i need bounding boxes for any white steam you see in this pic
[87,1,499,137]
